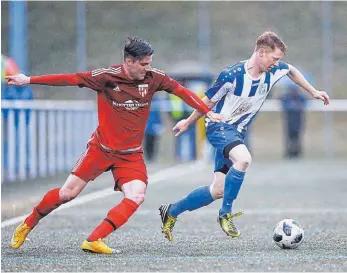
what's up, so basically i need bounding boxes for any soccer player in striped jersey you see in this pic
[6,37,223,254]
[159,31,330,241]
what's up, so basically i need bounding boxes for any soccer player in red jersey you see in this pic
[6,37,223,254]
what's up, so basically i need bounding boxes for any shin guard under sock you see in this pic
[25,188,63,228]
[88,198,139,241]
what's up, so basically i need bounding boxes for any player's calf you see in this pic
[208,171,227,199]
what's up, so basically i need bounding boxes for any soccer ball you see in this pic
[272,219,304,249]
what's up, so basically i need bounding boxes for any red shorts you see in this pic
[71,134,148,190]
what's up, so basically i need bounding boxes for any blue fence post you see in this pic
[9,1,33,177]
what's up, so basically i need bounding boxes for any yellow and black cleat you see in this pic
[10,222,32,249]
[159,204,177,242]
[81,239,118,254]
[217,211,243,238]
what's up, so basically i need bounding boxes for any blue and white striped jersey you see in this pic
[205,60,290,132]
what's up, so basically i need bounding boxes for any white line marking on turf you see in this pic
[136,208,347,215]
[1,161,205,228]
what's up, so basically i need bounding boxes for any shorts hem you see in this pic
[115,177,148,191]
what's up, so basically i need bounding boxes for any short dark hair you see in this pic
[123,36,154,61]
[255,31,287,54]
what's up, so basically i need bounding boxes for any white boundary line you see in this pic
[1,161,205,228]
[136,208,347,215]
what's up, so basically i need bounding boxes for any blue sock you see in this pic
[219,167,246,217]
[168,186,215,218]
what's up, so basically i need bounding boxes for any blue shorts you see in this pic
[206,123,246,173]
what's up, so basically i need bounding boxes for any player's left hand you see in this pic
[5,73,30,86]
[173,119,189,137]
[312,90,330,105]
[206,111,224,123]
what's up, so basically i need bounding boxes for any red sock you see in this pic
[25,188,63,228]
[88,198,139,241]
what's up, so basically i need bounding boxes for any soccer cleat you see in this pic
[81,239,117,254]
[159,204,177,241]
[217,211,243,238]
[10,222,32,249]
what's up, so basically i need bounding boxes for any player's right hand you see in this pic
[312,90,330,105]
[5,73,30,86]
[173,119,189,137]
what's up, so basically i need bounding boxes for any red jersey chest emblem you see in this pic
[138,84,149,97]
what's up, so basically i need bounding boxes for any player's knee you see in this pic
[59,188,78,202]
[126,192,146,205]
[233,156,252,172]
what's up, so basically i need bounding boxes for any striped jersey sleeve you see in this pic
[75,66,122,92]
[277,61,289,71]
[205,68,236,103]
[152,68,179,93]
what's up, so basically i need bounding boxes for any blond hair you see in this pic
[255,31,287,54]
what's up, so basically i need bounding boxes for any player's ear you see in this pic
[259,48,265,57]
[125,57,133,65]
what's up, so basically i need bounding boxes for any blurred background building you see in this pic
[1,1,347,183]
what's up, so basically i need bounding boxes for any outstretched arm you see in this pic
[173,96,216,137]
[287,64,330,105]
[171,85,222,123]
[5,73,81,86]
[185,96,216,126]
[6,71,104,92]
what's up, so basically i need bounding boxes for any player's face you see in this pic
[126,55,152,80]
[259,47,284,72]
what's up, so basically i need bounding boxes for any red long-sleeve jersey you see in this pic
[30,65,210,153]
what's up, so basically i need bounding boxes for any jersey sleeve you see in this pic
[75,69,107,92]
[205,69,235,103]
[152,68,179,93]
[270,61,290,82]
[278,61,289,71]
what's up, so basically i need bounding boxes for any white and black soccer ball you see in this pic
[273,219,304,249]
